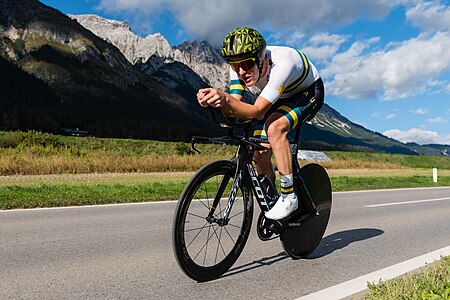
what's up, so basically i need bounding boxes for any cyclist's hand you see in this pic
[197,89,209,107]
[197,88,225,108]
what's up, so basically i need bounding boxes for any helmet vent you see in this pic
[229,35,235,54]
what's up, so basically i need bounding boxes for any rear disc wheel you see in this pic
[280,163,332,258]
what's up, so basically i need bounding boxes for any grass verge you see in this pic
[0,182,185,209]
[362,256,450,300]
[331,175,450,192]
[1,174,449,210]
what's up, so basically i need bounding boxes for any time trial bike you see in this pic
[172,108,332,282]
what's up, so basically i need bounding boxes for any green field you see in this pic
[2,130,450,175]
[362,256,450,300]
[1,130,450,209]
[1,173,449,209]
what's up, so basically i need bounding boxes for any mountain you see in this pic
[0,3,442,154]
[67,14,172,65]
[70,14,229,91]
[303,105,417,154]
[406,143,450,156]
[70,14,421,155]
[0,0,216,140]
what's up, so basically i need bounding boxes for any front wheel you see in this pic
[172,160,253,281]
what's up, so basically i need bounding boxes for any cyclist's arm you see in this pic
[221,93,272,120]
[217,60,296,119]
[198,88,272,120]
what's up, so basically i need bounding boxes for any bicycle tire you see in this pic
[280,163,332,259]
[172,160,253,281]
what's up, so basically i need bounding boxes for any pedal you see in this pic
[268,221,282,235]
[257,212,279,241]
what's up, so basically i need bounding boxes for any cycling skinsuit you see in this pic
[229,46,324,140]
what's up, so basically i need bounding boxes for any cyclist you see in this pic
[197,27,324,220]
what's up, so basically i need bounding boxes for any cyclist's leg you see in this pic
[253,149,276,183]
[252,123,276,184]
[265,113,292,177]
[266,79,325,220]
[264,112,299,220]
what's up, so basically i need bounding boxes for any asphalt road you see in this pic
[1,187,449,299]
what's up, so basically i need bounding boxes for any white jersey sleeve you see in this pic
[227,46,320,105]
[257,46,320,104]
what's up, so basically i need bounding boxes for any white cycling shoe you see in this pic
[265,194,298,220]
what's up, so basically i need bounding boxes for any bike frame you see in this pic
[199,125,316,228]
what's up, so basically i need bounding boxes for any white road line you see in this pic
[0,200,177,213]
[294,245,450,300]
[337,186,450,194]
[366,197,450,208]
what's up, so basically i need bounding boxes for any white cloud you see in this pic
[386,113,397,120]
[371,112,381,118]
[324,31,450,100]
[406,1,450,31]
[412,108,429,115]
[96,0,405,45]
[383,128,450,144]
[266,31,306,50]
[95,0,450,102]
[427,117,447,124]
[302,33,349,65]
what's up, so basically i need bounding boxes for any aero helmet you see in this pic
[221,27,266,69]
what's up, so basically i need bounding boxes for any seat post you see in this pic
[227,127,234,138]
[244,125,250,139]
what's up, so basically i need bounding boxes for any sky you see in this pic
[40,0,450,145]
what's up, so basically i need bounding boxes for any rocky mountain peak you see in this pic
[69,14,131,32]
[69,14,172,65]
[69,14,229,89]
[174,40,224,65]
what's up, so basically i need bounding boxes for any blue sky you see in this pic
[41,0,450,145]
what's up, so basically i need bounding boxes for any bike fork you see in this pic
[206,167,243,226]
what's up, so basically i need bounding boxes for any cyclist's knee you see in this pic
[266,120,289,144]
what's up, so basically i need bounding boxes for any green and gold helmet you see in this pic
[221,27,266,66]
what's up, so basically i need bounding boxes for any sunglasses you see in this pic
[229,57,257,72]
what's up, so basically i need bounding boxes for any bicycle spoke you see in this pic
[186,221,210,249]
[187,211,208,220]
[203,224,211,265]
[216,196,242,216]
[226,223,241,230]
[229,210,244,220]
[184,223,215,233]
[214,226,226,263]
[209,223,226,263]
[192,222,220,262]
[222,225,236,244]
[195,197,210,210]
